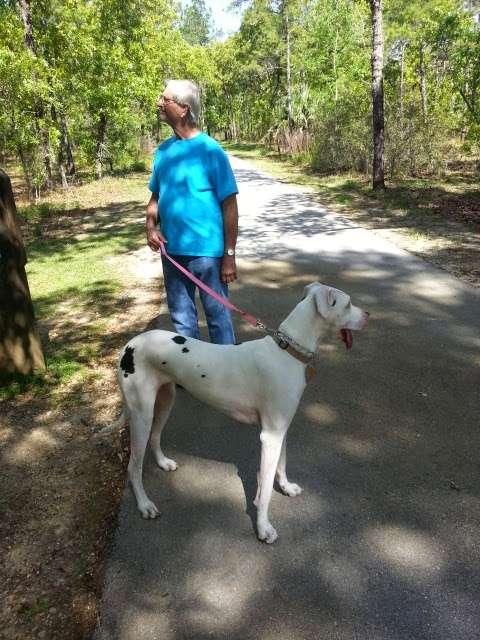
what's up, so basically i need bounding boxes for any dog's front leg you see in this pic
[254,429,284,544]
[276,435,302,497]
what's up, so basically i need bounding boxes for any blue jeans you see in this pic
[161,255,235,345]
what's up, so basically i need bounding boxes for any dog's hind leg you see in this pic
[276,435,302,497]
[150,382,177,472]
[128,398,160,519]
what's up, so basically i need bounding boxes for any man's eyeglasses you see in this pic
[159,96,177,105]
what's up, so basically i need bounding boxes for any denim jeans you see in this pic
[161,255,235,345]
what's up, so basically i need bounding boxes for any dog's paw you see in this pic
[257,521,278,544]
[157,456,178,472]
[138,499,161,519]
[280,481,303,497]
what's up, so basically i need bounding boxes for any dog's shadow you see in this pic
[141,317,288,533]
[159,389,278,533]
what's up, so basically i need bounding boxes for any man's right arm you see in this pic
[146,193,166,251]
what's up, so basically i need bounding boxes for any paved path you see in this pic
[94,156,480,640]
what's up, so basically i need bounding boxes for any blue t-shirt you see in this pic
[148,132,238,257]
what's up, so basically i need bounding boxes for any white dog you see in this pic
[110,283,369,543]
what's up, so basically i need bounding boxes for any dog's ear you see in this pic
[301,284,312,300]
[312,286,336,319]
[302,281,322,301]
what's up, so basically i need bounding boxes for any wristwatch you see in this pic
[225,248,235,256]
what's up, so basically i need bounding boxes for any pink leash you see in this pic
[158,241,259,328]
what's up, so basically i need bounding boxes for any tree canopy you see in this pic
[0,0,478,193]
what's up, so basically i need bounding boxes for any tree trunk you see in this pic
[95,112,108,180]
[285,13,293,133]
[419,42,428,123]
[399,41,406,125]
[370,0,385,190]
[0,170,46,374]
[18,0,36,53]
[60,111,76,175]
[333,0,340,163]
[16,142,32,197]
[58,157,68,189]
[51,104,68,188]
[17,0,54,191]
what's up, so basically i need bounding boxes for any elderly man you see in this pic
[146,79,239,344]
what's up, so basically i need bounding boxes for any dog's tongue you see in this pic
[340,328,353,350]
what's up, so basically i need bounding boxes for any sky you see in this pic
[203,0,246,39]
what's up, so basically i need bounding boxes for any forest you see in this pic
[1,0,480,195]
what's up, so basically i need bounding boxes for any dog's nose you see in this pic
[365,311,370,317]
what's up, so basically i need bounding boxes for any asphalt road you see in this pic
[93,156,480,640]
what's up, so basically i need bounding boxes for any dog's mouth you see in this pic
[339,328,353,350]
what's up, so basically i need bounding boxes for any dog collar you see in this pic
[272,333,314,365]
[273,334,317,383]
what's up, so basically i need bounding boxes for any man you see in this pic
[146,79,239,344]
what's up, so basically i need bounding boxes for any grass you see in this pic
[1,173,149,401]
[22,174,149,317]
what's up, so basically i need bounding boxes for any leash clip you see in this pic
[278,339,289,350]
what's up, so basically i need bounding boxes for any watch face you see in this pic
[226,248,235,256]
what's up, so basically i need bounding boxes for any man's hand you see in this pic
[221,255,237,284]
[146,192,165,252]
[147,227,166,252]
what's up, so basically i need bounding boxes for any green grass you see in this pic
[21,175,148,319]
[1,174,149,401]
[26,238,132,319]
[21,201,68,223]
[0,354,84,401]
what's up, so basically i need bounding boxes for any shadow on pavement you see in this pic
[96,249,480,640]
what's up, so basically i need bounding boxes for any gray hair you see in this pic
[165,79,201,124]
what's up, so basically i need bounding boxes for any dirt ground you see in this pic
[1,192,165,639]
[0,169,479,640]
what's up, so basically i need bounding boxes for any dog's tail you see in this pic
[95,409,128,436]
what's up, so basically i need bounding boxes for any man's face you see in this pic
[156,89,186,126]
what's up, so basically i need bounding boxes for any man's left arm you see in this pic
[221,194,238,284]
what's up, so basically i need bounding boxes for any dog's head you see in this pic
[303,282,369,349]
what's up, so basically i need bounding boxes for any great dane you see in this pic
[108,282,369,543]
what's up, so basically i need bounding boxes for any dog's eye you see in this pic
[331,299,336,307]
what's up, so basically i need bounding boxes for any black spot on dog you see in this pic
[172,335,187,344]
[201,374,206,378]
[120,346,135,378]
[182,347,189,353]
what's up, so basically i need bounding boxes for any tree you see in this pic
[0,170,45,374]
[180,0,213,46]
[17,0,54,190]
[370,0,385,189]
